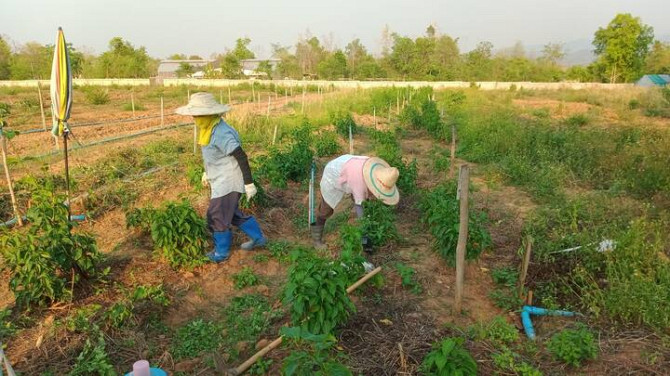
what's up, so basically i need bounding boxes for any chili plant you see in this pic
[360,200,399,248]
[420,337,478,376]
[126,199,208,269]
[284,250,355,335]
[280,326,352,376]
[0,177,105,307]
[418,181,491,264]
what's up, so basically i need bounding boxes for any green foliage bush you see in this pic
[171,319,224,360]
[258,121,314,188]
[419,181,491,264]
[314,131,341,157]
[331,111,358,138]
[126,199,208,269]
[284,250,355,334]
[368,129,418,194]
[221,294,281,358]
[83,87,110,105]
[68,334,115,376]
[232,266,260,289]
[491,348,542,376]
[395,262,422,294]
[0,177,105,307]
[420,337,477,376]
[360,200,399,248]
[547,324,598,367]
[280,327,352,376]
[470,316,519,345]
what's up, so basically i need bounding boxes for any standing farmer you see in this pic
[176,92,267,263]
[312,155,399,250]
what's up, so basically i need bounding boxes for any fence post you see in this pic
[301,86,306,114]
[267,96,271,120]
[519,236,533,300]
[131,91,135,117]
[454,164,470,313]
[449,124,457,178]
[37,82,47,131]
[228,86,232,104]
[160,96,164,126]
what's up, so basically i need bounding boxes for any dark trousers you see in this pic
[207,192,251,232]
[315,194,334,226]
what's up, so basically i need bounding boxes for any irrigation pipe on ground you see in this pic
[21,122,193,161]
[21,113,172,134]
[228,266,382,376]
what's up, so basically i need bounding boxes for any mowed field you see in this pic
[1,83,669,375]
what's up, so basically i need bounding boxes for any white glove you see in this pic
[201,172,209,187]
[244,183,257,200]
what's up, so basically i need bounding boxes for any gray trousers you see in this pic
[207,192,250,232]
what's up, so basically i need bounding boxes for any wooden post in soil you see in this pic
[388,103,392,123]
[396,91,400,114]
[266,96,271,121]
[230,266,382,376]
[272,122,279,145]
[228,86,232,104]
[454,164,470,313]
[518,236,533,300]
[373,107,377,129]
[301,86,306,114]
[131,91,135,117]
[37,82,47,131]
[160,96,164,126]
[187,89,190,103]
[448,124,457,178]
[0,137,23,226]
[251,82,255,102]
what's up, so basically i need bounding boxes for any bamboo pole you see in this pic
[37,82,47,131]
[449,125,456,178]
[231,267,382,375]
[0,137,23,226]
[518,236,533,299]
[454,164,470,313]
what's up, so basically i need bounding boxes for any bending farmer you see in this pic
[176,92,267,263]
[312,155,399,251]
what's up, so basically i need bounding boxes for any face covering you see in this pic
[194,115,221,146]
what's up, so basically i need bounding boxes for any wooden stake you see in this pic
[349,123,354,154]
[220,90,223,104]
[301,86,305,114]
[231,267,382,375]
[373,107,377,129]
[448,125,456,178]
[396,92,400,114]
[251,83,255,102]
[266,96,271,120]
[454,164,470,313]
[518,236,533,300]
[0,137,23,226]
[187,89,190,102]
[160,96,164,126]
[388,103,391,123]
[37,82,47,131]
[228,86,232,104]
[272,122,279,145]
[131,92,135,117]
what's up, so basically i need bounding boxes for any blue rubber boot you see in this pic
[207,231,232,263]
[238,217,267,250]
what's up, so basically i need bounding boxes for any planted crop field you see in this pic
[1,83,670,375]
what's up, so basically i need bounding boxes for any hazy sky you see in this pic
[2,0,669,59]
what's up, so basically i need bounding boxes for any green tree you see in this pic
[176,62,194,78]
[95,37,152,78]
[387,35,416,79]
[257,60,274,79]
[220,54,241,78]
[9,42,51,79]
[344,39,367,76]
[317,50,348,79]
[272,44,300,79]
[541,42,566,64]
[0,36,11,79]
[188,55,203,60]
[462,41,494,81]
[168,53,187,60]
[645,41,670,74]
[232,38,255,60]
[296,36,325,76]
[592,13,654,83]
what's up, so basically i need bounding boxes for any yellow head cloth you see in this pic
[194,115,221,146]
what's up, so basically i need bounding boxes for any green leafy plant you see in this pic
[314,131,341,157]
[420,337,477,376]
[419,181,491,264]
[547,324,598,367]
[68,333,115,376]
[253,253,269,263]
[360,200,399,248]
[171,319,224,360]
[268,240,292,263]
[489,288,524,312]
[0,309,16,341]
[368,129,418,194]
[257,120,314,188]
[221,294,282,359]
[240,178,271,210]
[103,284,169,328]
[65,304,103,333]
[338,224,366,285]
[395,263,422,294]
[233,266,260,289]
[83,87,110,105]
[284,250,355,334]
[492,347,542,376]
[469,316,519,345]
[0,177,105,307]
[122,102,146,111]
[280,326,352,376]
[126,199,208,269]
[491,267,519,288]
[331,111,358,138]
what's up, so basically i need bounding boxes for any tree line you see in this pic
[1,13,668,83]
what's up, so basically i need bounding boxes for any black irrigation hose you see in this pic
[21,113,180,134]
[21,122,194,160]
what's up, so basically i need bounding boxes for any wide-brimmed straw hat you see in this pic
[362,157,400,206]
[175,92,231,116]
